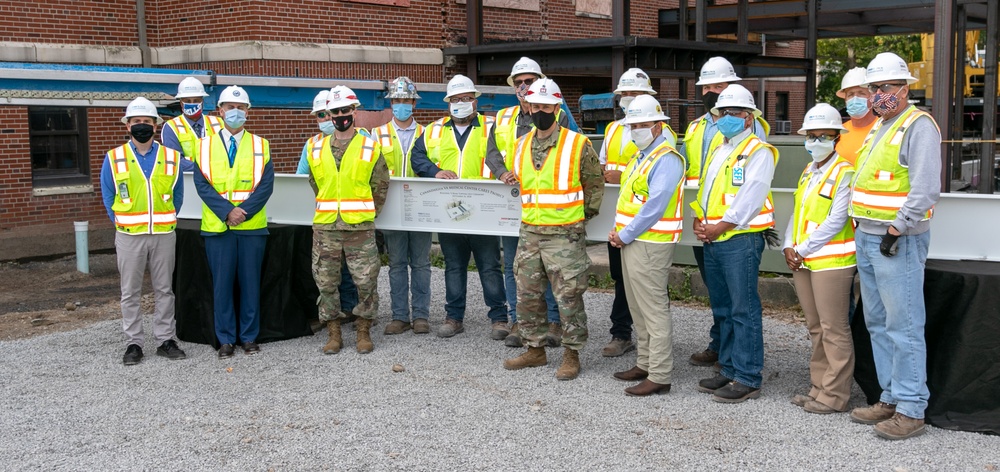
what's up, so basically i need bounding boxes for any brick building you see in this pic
[0,0,806,258]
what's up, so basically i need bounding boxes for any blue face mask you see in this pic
[845,96,870,118]
[392,103,413,121]
[318,120,335,135]
[223,108,247,128]
[717,114,747,139]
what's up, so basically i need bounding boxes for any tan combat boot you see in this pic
[322,320,343,355]
[503,346,547,370]
[555,348,581,380]
[356,318,374,354]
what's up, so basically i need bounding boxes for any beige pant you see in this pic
[116,231,176,347]
[792,266,856,411]
[621,241,676,384]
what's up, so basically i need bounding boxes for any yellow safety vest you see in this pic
[614,140,686,243]
[603,119,677,172]
[850,106,937,222]
[691,134,779,243]
[682,114,770,187]
[196,132,270,233]
[372,121,424,178]
[107,144,180,234]
[495,106,565,170]
[164,115,224,160]
[422,114,495,180]
[308,132,380,225]
[792,158,857,271]
[513,127,589,226]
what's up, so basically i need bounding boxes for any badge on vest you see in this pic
[118,182,130,200]
[732,157,747,187]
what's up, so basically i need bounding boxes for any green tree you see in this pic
[816,35,923,107]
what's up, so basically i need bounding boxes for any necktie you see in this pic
[192,122,203,138]
[227,136,237,167]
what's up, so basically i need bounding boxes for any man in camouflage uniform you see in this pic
[307,85,390,354]
[503,79,604,380]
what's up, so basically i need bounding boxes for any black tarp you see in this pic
[853,259,1000,435]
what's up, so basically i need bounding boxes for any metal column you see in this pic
[981,0,999,193]
[737,0,749,45]
[932,0,957,192]
[611,0,630,89]
[805,0,817,110]
[695,1,707,42]
[466,0,483,81]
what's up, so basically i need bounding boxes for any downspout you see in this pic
[137,0,151,67]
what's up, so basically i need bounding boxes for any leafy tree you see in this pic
[816,35,923,107]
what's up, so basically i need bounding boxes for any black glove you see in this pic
[879,231,899,257]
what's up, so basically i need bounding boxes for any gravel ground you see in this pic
[1,266,997,471]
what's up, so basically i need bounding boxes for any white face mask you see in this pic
[450,101,474,120]
[619,96,635,113]
[804,140,836,162]
[631,127,655,150]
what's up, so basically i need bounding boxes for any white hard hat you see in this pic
[798,103,848,135]
[710,84,761,117]
[121,97,163,124]
[507,57,545,86]
[864,52,918,85]
[386,76,421,100]
[623,94,669,125]
[836,67,868,98]
[218,85,251,107]
[311,90,330,114]
[175,77,209,99]
[614,68,656,94]
[696,57,742,86]
[443,74,481,102]
[327,85,361,109]
[524,78,563,105]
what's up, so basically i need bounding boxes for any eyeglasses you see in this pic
[315,111,330,119]
[329,106,353,116]
[867,82,907,94]
[720,109,749,118]
[513,78,535,87]
[447,96,476,103]
[806,135,838,143]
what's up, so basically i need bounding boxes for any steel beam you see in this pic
[952,6,968,193]
[979,0,998,193]
[466,0,482,81]
[696,0,707,42]
[737,0,749,45]
[933,0,956,192]
[611,0,630,89]
[806,0,817,110]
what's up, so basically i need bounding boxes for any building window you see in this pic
[775,92,789,122]
[28,107,90,187]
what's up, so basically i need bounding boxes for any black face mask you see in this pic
[531,111,556,131]
[332,115,354,132]
[129,123,155,143]
[701,91,720,112]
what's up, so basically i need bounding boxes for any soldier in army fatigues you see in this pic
[503,78,604,380]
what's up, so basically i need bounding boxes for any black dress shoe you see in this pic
[123,344,143,366]
[613,366,649,381]
[712,381,761,403]
[218,344,235,358]
[156,340,187,360]
[243,341,260,355]
[625,379,671,396]
[697,374,731,394]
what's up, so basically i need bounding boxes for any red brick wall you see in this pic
[162,61,443,83]
[0,0,137,45]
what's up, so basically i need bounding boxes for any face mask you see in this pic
[872,90,903,116]
[129,123,154,144]
[182,102,203,118]
[516,83,530,102]
[223,108,247,129]
[531,110,556,130]
[318,120,335,135]
[450,101,474,120]
[702,91,720,112]
[619,96,635,113]
[392,103,413,122]
[845,96,870,119]
[631,127,655,150]
[804,139,836,162]
[332,115,353,132]
[717,115,747,139]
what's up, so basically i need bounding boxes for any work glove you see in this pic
[879,231,899,257]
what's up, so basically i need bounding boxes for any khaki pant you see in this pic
[792,266,856,411]
[116,232,176,347]
[621,241,676,384]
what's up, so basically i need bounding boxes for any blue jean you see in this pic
[439,233,507,323]
[855,230,931,419]
[693,244,720,352]
[502,235,559,324]
[702,232,765,388]
[339,259,358,313]
[204,232,266,345]
[383,230,432,322]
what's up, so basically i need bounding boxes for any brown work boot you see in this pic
[624,379,671,396]
[322,320,343,355]
[874,412,927,440]
[355,318,374,354]
[383,320,411,335]
[504,323,523,347]
[490,321,511,340]
[544,322,562,348]
[689,348,718,366]
[613,366,649,381]
[850,402,897,425]
[601,338,635,357]
[555,348,581,380]
[412,318,430,334]
[503,346,547,370]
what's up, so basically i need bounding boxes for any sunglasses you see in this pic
[447,96,476,103]
[315,111,330,119]
[806,135,838,143]
[867,83,907,94]
[513,78,536,87]
[720,109,750,118]
[329,106,354,116]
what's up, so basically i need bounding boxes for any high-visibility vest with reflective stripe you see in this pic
[682,114,770,187]
[372,122,423,178]
[165,115,223,160]
[495,106,566,170]
[107,143,180,234]
[849,106,937,223]
[614,140,686,244]
[513,127,589,226]
[792,158,857,271]
[603,119,678,173]
[691,134,779,242]
[423,114,494,180]
[196,132,270,233]
[308,132,380,225]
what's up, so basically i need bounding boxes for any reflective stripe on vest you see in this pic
[308,132,379,225]
[108,144,180,234]
[373,122,424,177]
[614,140,686,243]
[197,133,269,232]
[513,127,588,225]
[682,114,769,188]
[166,115,223,160]
[792,158,857,271]
[495,105,520,169]
[423,115,494,180]
[603,120,632,172]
